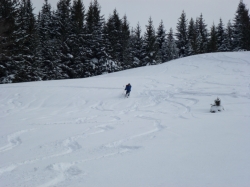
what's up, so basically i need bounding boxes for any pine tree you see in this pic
[208,23,217,52]
[92,0,111,74]
[221,20,233,51]
[216,18,226,51]
[129,23,144,67]
[55,0,71,41]
[11,0,38,83]
[232,0,250,51]
[105,9,123,64]
[121,15,131,68]
[175,11,188,57]
[142,17,158,65]
[53,0,72,79]
[67,0,86,78]
[0,0,19,53]
[85,0,112,75]
[36,0,61,80]
[187,17,197,55]
[196,14,208,54]
[0,0,19,83]
[156,20,167,63]
[71,0,85,34]
[165,28,179,61]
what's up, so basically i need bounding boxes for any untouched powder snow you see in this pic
[0,52,250,187]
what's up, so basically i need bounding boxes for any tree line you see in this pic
[0,0,249,84]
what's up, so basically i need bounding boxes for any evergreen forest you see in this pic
[0,0,250,84]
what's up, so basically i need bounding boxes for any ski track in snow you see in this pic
[0,129,34,153]
[0,128,92,178]
[1,52,250,187]
[39,122,156,187]
[0,96,169,186]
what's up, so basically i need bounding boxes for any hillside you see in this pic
[1,52,250,187]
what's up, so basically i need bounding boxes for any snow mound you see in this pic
[210,105,224,113]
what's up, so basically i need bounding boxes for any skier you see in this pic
[125,83,132,98]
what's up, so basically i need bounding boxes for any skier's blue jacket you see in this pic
[125,84,131,92]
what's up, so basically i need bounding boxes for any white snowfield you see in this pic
[0,52,250,187]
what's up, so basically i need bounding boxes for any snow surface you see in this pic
[1,52,250,187]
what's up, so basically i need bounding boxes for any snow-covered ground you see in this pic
[1,52,250,187]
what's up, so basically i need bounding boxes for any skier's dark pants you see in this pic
[126,91,130,96]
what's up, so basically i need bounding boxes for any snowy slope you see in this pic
[0,52,250,187]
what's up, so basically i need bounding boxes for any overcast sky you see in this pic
[33,0,249,33]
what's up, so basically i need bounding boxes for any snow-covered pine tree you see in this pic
[71,0,85,34]
[85,0,111,75]
[12,0,37,83]
[92,0,112,74]
[187,17,197,55]
[194,18,201,54]
[36,0,61,80]
[84,0,94,71]
[55,0,71,42]
[129,28,136,67]
[221,20,233,51]
[129,23,144,67]
[164,28,179,61]
[156,20,167,63]
[175,11,189,57]
[67,0,87,78]
[208,23,217,52]
[121,15,132,69]
[232,0,250,51]
[0,0,19,83]
[142,17,158,66]
[105,9,123,65]
[53,0,72,79]
[216,18,226,52]
[196,14,208,54]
